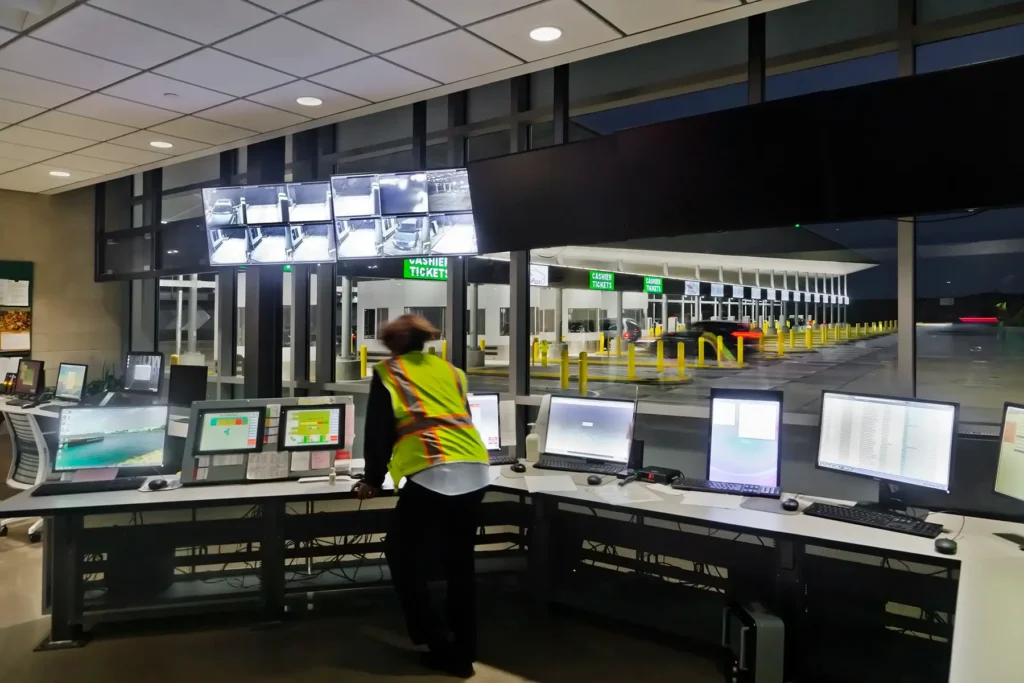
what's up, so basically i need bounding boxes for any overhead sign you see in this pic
[751,287,762,300]
[711,283,725,297]
[589,270,615,291]
[643,276,663,294]
[684,280,700,296]
[530,264,549,287]
[731,285,744,298]
[767,288,776,300]
[404,257,447,281]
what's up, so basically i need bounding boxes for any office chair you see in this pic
[0,409,49,542]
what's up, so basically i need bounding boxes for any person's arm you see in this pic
[362,371,396,490]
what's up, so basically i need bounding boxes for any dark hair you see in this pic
[380,314,439,356]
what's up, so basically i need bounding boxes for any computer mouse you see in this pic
[781,498,800,512]
[510,462,527,473]
[934,538,958,555]
[587,474,602,486]
[147,478,168,491]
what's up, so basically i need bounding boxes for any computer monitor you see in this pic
[195,407,266,455]
[54,406,168,471]
[544,396,636,463]
[816,391,958,492]
[278,405,343,451]
[994,402,1024,503]
[124,352,164,395]
[168,364,208,408]
[14,359,42,397]
[55,363,88,402]
[467,392,500,451]
[708,389,783,487]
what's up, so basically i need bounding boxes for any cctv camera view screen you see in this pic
[545,396,634,463]
[379,172,428,215]
[336,219,380,258]
[208,228,249,266]
[244,185,286,225]
[55,406,168,471]
[56,364,87,401]
[468,393,500,451]
[331,175,379,218]
[125,353,163,393]
[197,409,262,454]
[426,168,472,213]
[289,223,336,262]
[996,405,1024,501]
[247,226,288,263]
[203,187,245,228]
[287,182,332,223]
[709,396,781,487]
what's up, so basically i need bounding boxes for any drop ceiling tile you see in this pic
[0,27,14,46]
[246,80,368,116]
[250,0,319,10]
[91,0,274,44]
[0,126,95,153]
[0,142,62,163]
[0,69,90,108]
[384,30,520,83]
[110,130,210,156]
[415,0,539,25]
[59,94,180,128]
[0,99,46,125]
[470,0,620,61]
[102,73,234,113]
[155,49,293,97]
[291,0,454,53]
[580,0,742,34]
[150,116,254,145]
[218,18,366,78]
[76,142,171,165]
[310,57,436,102]
[197,99,308,133]
[46,153,135,175]
[0,157,30,174]
[20,111,137,142]
[0,164,100,193]
[0,38,139,89]
[32,5,199,70]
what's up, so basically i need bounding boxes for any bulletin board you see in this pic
[0,261,33,356]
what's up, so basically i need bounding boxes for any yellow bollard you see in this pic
[777,332,785,358]
[716,335,724,365]
[805,328,813,350]
[579,351,588,396]
[737,337,744,367]
[442,339,447,359]
[479,338,486,352]
[789,328,795,351]
[359,345,367,377]
[655,324,663,336]
[758,333,765,353]
[170,354,180,365]
[615,335,622,358]
[532,339,538,365]
[698,337,708,367]
[656,339,664,373]
[819,325,827,345]
[627,342,637,380]
[599,332,605,354]
[560,346,569,390]
[541,341,549,367]
[677,343,687,378]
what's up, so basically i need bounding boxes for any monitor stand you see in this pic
[854,482,928,520]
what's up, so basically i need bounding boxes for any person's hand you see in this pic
[353,482,379,500]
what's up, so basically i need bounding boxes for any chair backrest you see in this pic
[3,411,49,489]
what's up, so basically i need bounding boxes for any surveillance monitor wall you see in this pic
[202,187,245,228]
[428,213,478,255]
[378,172,428,215]
[426,168,472,213]
[247,226,289,264]
[208,228,249,266]
[335,219,380,258]
[289,223,336,262]
[287,182,332,223]
[331,175,379,218]
[244,185,286,225]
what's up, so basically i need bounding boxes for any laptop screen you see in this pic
[545,396,635,463]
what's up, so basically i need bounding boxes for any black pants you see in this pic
[385,480,485,664]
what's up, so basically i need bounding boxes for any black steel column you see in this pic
[553,65,569,144]
[217,270,237,378]
[747,13,766,105]
[291,265,311,395]
[897,0,916,394]
[315,262,337,388]
[509,74,532,442]
[446,91,468,368]
[412,100,427,169]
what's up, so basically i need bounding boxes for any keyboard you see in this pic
[5,398,38,407]
[671,478,781,499]
[534,456,625,476]
[31,477,148,497]
[802,502,943,538]
[489,453,518,466]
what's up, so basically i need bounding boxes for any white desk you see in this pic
[0,396,67,419]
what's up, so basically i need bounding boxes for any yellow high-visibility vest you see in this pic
[375,351,488,484]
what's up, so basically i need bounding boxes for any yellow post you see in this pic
[615,334,622,358]
[359,345,367,377]
[479,338,486,352]
[698,337,707,367]
[805,328,813,350]
[579,352,588,396]
[170,354,179,365]
[777,332,785,358]
[819,325,827,345]
[599,332,605,354]
[627,342,637,380]
[656,339,664,373]
[788,328,795,351]
[560,346,569,390]
[541,341,549,367]
[677,343,687,378]
[655,324,663,336]
[532,339,538,365]
[716,335,724,365]
[442,339,448,359]
[758,333,765,353]
[737,337,744,366]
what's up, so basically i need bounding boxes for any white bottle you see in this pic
[328,466,336,485]
[525,423,540,463]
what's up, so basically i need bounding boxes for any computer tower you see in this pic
[722,602,784,683]
[168,364,208,407]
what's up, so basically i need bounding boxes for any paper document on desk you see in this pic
[525,475,577,493]
[647,483,684,496]
[596,485,662,505]
[246,451,289,480]
[489,465,505,482]
[680,491,745,509]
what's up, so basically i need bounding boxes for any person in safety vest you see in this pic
[353,314,489,679]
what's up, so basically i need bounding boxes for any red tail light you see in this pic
[732,331,762,339]
[959,317,998,323]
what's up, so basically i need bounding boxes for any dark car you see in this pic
[599,317,642,343]
[661,320,760,359]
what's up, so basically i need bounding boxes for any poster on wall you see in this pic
[0,261,32,355]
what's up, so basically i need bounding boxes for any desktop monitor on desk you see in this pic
[195,407,266,455]
[14,359,42,398]
[55,363,88,402]
[544,396,636,465]
[994,402,1024,503]
[467,392,500,451]
[278,405,342,451]
[708,389,783,487]
[54,405,169,471]
[123,352,164,395]
[168,364,208,408]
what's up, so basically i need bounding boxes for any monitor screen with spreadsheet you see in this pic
[467,392,500,451]
[816,391,957,492]
[708,389,783,487]
[196,408,265,455]
[544,396,635,463]
[994,403,1024,502]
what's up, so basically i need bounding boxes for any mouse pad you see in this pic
[740,496,798,515]
[139,477,183,492]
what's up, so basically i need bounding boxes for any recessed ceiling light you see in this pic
[49,171,71,177]
[529,26,562,42]
[150,141,174,149]
[296,96,323,107]
[161,220,168,224]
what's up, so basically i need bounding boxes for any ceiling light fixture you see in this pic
[49,171,71,177]
[296,96,323,107]
[150,141,174,149]
[529,26,562,42]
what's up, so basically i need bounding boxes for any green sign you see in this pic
[589,270,615,291]
[404,258,448,281]
[643,276,663,294]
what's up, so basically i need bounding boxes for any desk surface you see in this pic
[0,396,66,419]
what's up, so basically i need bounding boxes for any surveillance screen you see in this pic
[124,353,163,394]
[428,213,478,255]
[288,223,336,262]
[55,406,168,471]
[331,175,379,218]
[379,172,428,215]
[244,184,286,225]
[208,228,248,266]
[335,219,380,258]
[247,226,289,264]
[379,216,429,256]
[287,182,332,223]
[202,187,245,228]
[426,168,472,213]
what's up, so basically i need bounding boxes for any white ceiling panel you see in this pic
[102,73,234,113]
[248,0,319,12]
[385,30,521,83]
[0,163,100,192]
[91,0,275,44]
[0,38,139,89]
[247,80,368,116]
[20,111,136,141]
[59,94,180,128]
[32,5,199,69]
[415,0,539,25]
[0,141,62,163]
[0,157,30,174]
[150,116,254,145]
[110,130,210,156]
[311,57,437,102]
[155,49,293,97]
[46,153,135,174]
[581,0,743,35]
[0,27,15,46]
[76,142,172,165]
[0,125,95,153]
[198,100,309,133]
[291,0,455,53]
[470,0,621,61]
[217,18,366,77]
[0,68,90,108]
[0,98,45,125]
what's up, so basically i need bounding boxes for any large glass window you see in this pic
[916,22,1024,73]
[158,274,217,374]
[767,52,898,101]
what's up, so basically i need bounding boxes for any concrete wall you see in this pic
[0,188,122,384]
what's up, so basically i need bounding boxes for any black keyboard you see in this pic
[6,398,37,407]
[671,478,781,499]
[802,502,943,538]
[534,456,625,476]
[31,477,148,497]
[489,454,518,466]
